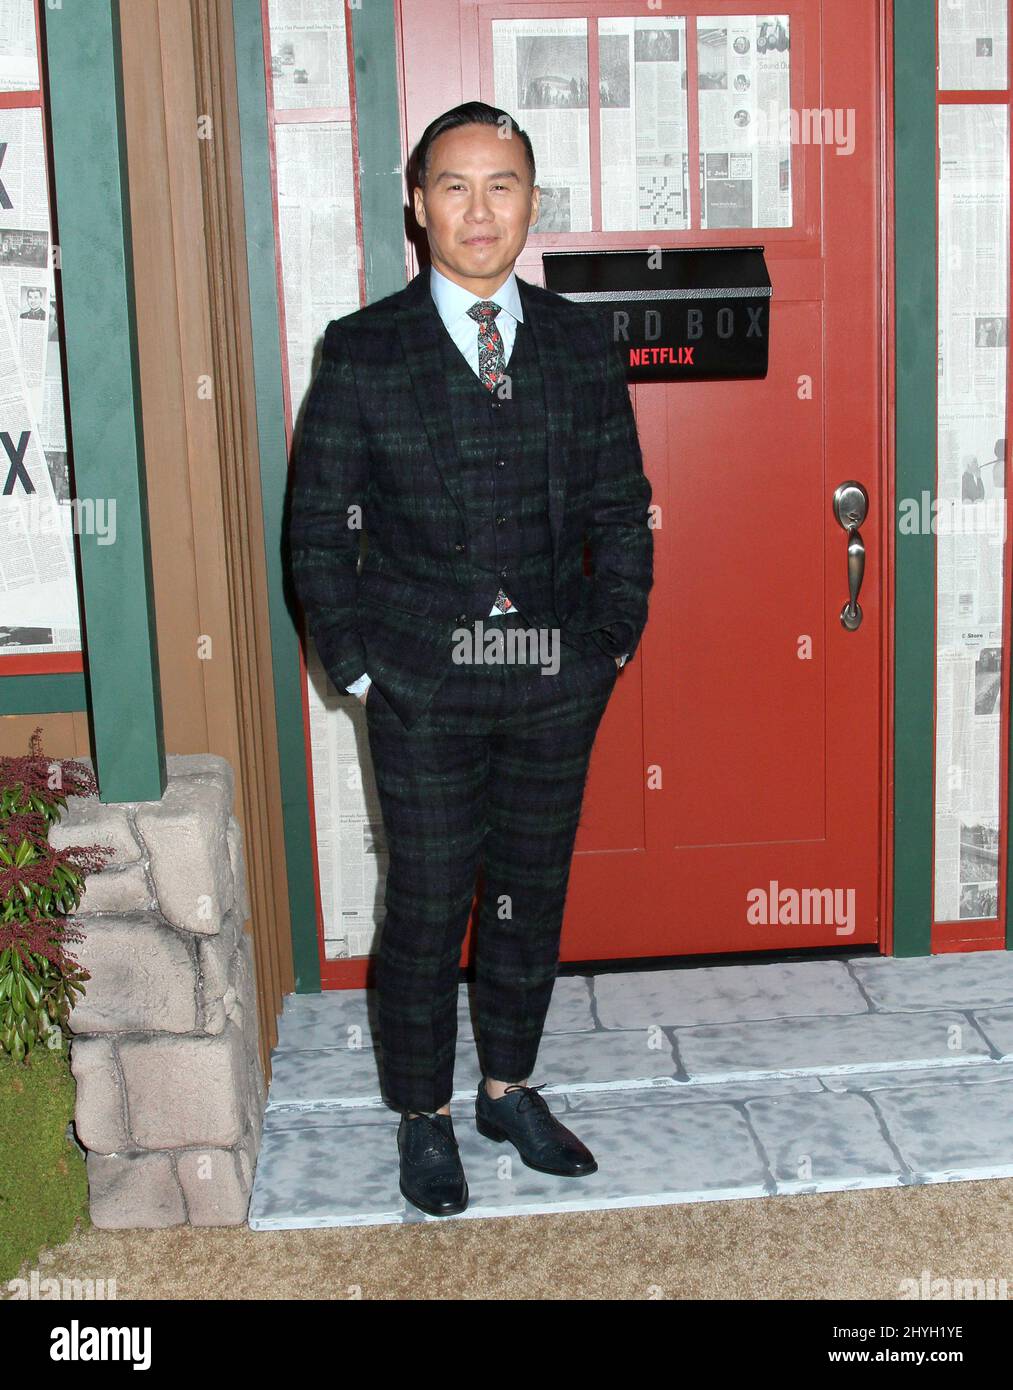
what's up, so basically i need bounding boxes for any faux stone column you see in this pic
[50,754,266,1227]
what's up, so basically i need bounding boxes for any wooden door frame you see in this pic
[108,0,297,1078]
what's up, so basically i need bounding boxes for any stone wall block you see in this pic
[73,861,155,915]
[119,1023,249,1149]
[67,915,197,1034]
[49,799,142,867]
[69,1036,131,1154]
[176,1140,253,1225]
[134,778,235,934]
[86,1151,186,1229]
[227,814,251,923]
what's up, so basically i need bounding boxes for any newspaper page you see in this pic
[271,91,380,956]
[0,287,77,650]
[938,0,1007,90]
[697,14,791,229]
[305,646,387,959]
[599,16,689,231]
[267,0,349,111]
[493,17,591,233]
[0,107,52,423]
[275,120,359,408]
[0,0,37,92]
[933,103,1009,921]
[0,100,79,655]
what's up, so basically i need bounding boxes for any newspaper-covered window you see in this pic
[0,0,36,90]
[933,103,1009,922]
[599,16,689,231]
[0,1,80,663]
[275,121,358,407]
[274,116,372,959]
[264,0,387,961]
[697,14,792,229]
[938,0,1008,90]
[493,17,592,232]
[267,0,349,111]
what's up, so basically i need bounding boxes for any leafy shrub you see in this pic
[0,729,114,1063]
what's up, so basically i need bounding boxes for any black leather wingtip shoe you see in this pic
[475,1081,598,1177]
[397,1111,469,1216]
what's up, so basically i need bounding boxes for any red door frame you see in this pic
[281,1,901,986]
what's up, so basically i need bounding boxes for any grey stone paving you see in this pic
[248,954,1013,1228]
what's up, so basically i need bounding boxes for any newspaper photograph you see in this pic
[267,0,349,112]
[938,0,1007,90]
[599,16,689,231]
[275,120,359,408]
[697,14,792,229]
[0,0,37,92]
[0,286,78,650]
[0,107,53,423]
[934,103,1009,920]
[493,17,591,233]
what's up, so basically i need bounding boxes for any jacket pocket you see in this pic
[357,569,436,616]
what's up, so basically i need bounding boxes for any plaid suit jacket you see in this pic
[288,266,654,729]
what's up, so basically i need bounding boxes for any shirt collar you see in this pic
[429,263,524,330]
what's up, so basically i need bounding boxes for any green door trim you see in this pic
[892,0,937,954]
[0,673,88,716]
[34,0,165,801]
[347,1,408,304]
[232,0,320,991]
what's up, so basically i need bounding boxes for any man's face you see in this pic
[413,122,539,296]
[27,290,42,308]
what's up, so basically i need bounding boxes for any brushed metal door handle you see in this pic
[833,481,869,632]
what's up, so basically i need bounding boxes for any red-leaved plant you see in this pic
[0,728,114,1063]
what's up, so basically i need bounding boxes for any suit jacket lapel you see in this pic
[395,267,570,554]
[517,275,570,550]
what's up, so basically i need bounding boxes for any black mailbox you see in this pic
[542,246,771,383]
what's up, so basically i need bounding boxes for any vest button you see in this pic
[495,515,506,525]
[457,613,467,624]
[495,459,506,468]
[454,541,465,551]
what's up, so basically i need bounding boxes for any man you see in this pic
[289,101,653,1217]
[21,287,46,320]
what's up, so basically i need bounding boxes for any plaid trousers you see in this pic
[367,610,619,1113]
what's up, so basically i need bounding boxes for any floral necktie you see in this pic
[466,299,513,613]
[467,299,505,392]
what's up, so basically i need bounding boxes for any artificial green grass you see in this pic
[0,1040,90,1284]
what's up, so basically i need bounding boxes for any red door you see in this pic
[397,0,889,960]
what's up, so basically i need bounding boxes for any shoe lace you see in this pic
[503,1082,553,1119]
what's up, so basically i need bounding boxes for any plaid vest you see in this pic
[436,313,557,623]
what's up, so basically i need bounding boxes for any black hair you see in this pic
[413,101,536,190]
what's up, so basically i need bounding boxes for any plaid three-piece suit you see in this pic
[289,265,653,1112]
